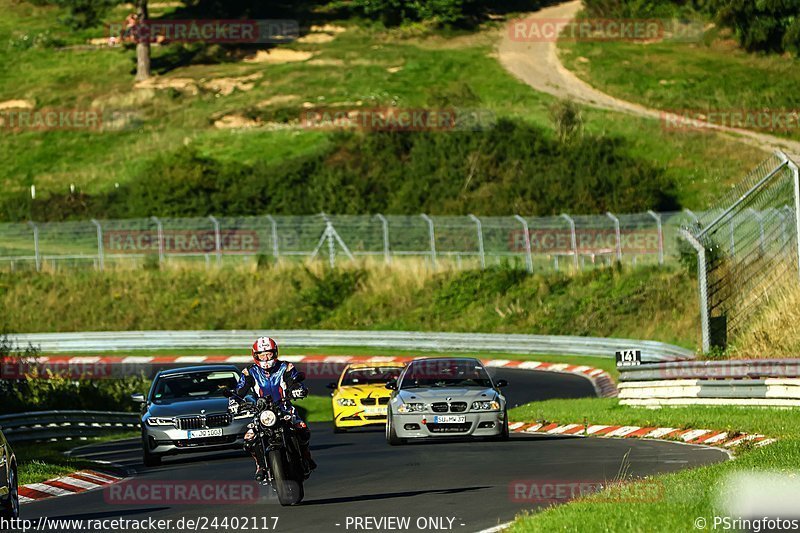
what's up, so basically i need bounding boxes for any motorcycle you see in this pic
[224,373,310,506]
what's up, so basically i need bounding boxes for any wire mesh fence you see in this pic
[0,210,702,273]
[682,151,800,352]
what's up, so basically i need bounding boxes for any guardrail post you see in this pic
[468,214,485,269]
[375,214,391,265]
[513,215,533,273]
[606,212,622,262]
[266,215,279,262]
[208,215,222,267]
[647,210,664,265]
[90,219,104,271]
[561,214,578,270]
[28,221,41,272]
[420,214,437,270]
[151,216,164,264]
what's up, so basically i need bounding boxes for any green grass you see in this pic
[559,26,800,143]
[0,264,700,348]
[297,395,334,423]
[0,0,767,213]
[14,431,137,485]
[507,399,800,532]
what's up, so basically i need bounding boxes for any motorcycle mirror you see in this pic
[385,379,398,391]
[295,371,306,383]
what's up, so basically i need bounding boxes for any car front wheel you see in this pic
[1,466,19,519]
[386,411,403,446]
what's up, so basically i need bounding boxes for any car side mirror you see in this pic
[385,379,397,391]
[326,382,337,390]
[496,379,508,388]
[131,392,146,403]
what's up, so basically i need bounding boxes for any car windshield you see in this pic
[341,366,402,386]
[152,371,239,402]
[400,360,492,389]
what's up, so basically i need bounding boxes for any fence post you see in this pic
[684,208,699,225]
[729,217,736,257]
[375,214,391,264]
[90,219,104,271]
[606,212,622,262]
[788,158,800,280]
[266,215,279,261]
[151,216,164,264]
[420,214,437,270]
[680,229,710,353]
[647,210,664,265]
[561,213,578,270]
[28,221,40,272]
[468,214,485,269]
[208,215,222,267]
[513,215,533,273]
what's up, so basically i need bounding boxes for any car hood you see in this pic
[396,388,498,402]
[337,384,392,398]
[148,397,230,417]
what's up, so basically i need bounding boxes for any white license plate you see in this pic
[188,428,223,439]
[364,407,387,415]
[433,415,466,424]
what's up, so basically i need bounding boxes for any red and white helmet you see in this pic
[252,336,278,366]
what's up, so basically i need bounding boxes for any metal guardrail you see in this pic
[0,410,140,443]
[7,330,694,362]
[618,359,800,381]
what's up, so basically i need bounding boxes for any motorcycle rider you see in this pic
[235,336,316,482]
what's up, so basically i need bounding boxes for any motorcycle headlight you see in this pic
[336,398,357,407]
[146,417,174,426]
[471,401,500,411]
[259,410,277,427]
[397,402,425,413]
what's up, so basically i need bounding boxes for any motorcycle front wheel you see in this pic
[267,449,304,506]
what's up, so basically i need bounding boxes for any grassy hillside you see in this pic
[0,262,698,347]
[559,23,800,141]
[0,0,767,220]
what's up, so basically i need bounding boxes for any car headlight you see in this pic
[336,398,357,407]
[146,417,174,426]
[259,410,277,427]
[471,401,501,411]
[397,403,425,413]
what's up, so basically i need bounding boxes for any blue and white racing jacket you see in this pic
[235,361,308,425]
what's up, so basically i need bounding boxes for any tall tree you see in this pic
[135,0,151,81]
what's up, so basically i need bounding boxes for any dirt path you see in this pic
[497,0,800,160]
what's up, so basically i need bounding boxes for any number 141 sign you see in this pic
[615,349,642,367]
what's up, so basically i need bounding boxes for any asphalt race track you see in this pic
[21,369,729,532]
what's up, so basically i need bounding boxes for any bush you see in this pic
[4,118,680,221]
[712,0,800,54]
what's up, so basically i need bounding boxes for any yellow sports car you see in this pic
[329,363,404,432]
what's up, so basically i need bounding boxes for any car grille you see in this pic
[361,397,390,406]
[427,423,472,433]
[175,413,232,430]
[173,435,237,448]
[378,397,389,405]
[450,402,468,412]
[360,398,376,405]
[431,402,448,412]
[364,415,386,420]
